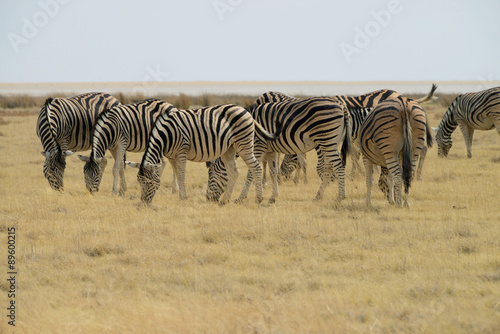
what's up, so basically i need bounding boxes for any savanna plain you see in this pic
[0,93,499,333]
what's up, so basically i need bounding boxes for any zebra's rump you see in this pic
[360,98,408,167]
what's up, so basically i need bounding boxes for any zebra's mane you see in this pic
[437,97,460,131]
[41,97,60,152]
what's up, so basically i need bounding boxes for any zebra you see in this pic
[280,84,437,178]
[433,87,500,158]
[279,152,307,184]
[36,92,120,191]
[77,99,177,195]
[360,96,432,207]
[377,99,434,201]
[137,104,280,204]
[206,96,352,204]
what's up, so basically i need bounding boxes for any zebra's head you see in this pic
[137,162,161,204]
[433,127,452,157]
[41,149,73,191]
[78,155,108,193]
[205,158,228,202]
[280,155,299,180]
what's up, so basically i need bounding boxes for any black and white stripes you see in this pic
[78,99,176,195]
[36,92,120,190]
[137,104,279,204]
[434,87,500,158]
[207,95,351,203]
[360,96,432,207]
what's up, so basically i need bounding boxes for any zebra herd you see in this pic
[36,86,500,207]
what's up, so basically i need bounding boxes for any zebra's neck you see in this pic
[437,100,459,139]
[142,118,167,166]
[350,107,373,140]
[91,113,114,160]
[42,100,60,152]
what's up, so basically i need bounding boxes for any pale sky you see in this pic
[1,0,499,83]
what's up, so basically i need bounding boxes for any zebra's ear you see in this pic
[206,161,213,168]
[125,161,141,169]
[78,154,90,162]
[65,151,74,156]
[431,127,438,132]
[41,151,50,158]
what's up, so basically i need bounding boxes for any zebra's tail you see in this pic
[415,83,437,104]
[254,120,282,141]
[402,98,413,195]
[340,104,352,165]
[425,116,434,148]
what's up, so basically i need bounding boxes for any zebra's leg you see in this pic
[292,153,304,185]
[378,167,390,201]
[350,143,363,178]
[111,147,127,196]
[119,151,127,196]
[299,153,308,184]
[166,159,179,194]
[416,146,427,180]
[458,122,474,158]
[235,145,266,204]
[220,148,239,205]
[175,155,188,200]
[314,147,343,201]
[266,152,280,203]
[363,157,374,207]
[238,147,265,204]
[262,156,268,187]
[276,153,282,185]
[386,159,402,207]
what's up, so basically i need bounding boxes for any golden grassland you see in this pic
[0,100,499,333]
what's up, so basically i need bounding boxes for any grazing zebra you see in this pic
[360,96,432,207]
[137,104,280,204]
[279,152,307,184]
[377,100,433,200]
[77,99,177,195]
[36,92,120,191]
[433,87,500,158]
[207,96,352,203]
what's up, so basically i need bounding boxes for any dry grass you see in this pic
[0,100,499,333]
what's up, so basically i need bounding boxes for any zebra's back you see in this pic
[455,87,500,130]
[146,104,256,163]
